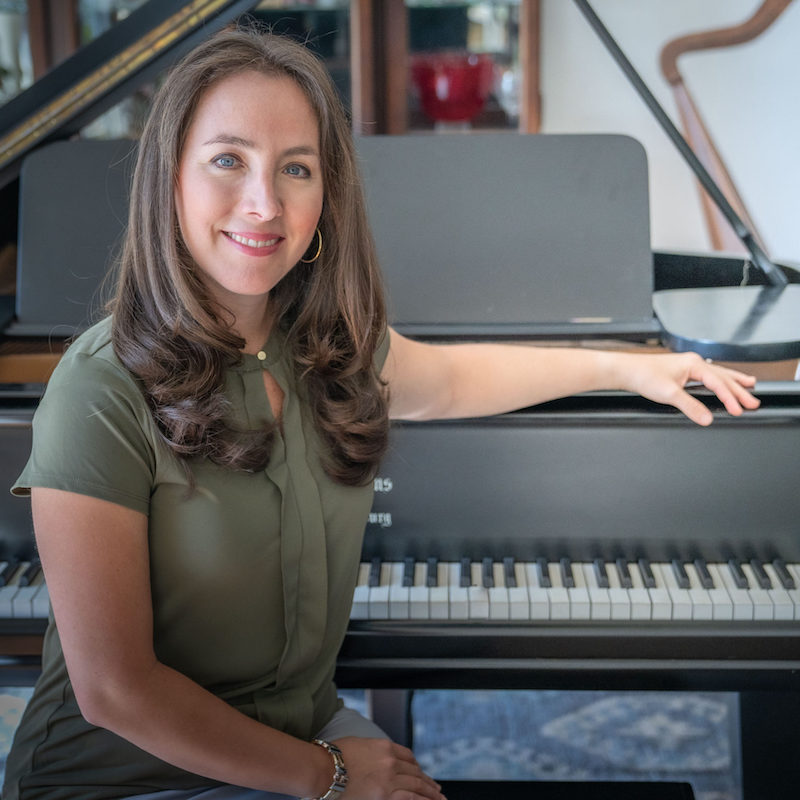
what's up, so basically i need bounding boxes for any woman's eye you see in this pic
[213,155,238,169]
[285,163,310,178]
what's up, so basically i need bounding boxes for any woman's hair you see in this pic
[110,24,389,485]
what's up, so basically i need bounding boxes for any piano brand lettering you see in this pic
[373,477,393,493]
[368,512,393,528]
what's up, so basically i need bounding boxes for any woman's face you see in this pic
[174,70,324,312]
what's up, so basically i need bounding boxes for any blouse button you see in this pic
[256,350,267,362]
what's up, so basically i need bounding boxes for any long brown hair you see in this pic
[110,24,388,485]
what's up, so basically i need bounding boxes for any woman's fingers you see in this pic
[628,352,761,424]
[687,358,761,418]
[332,737,446,800]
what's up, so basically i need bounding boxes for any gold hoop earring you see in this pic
[300,228,323,263]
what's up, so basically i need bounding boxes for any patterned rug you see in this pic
[1,688,740,799]
[344,689,740,800]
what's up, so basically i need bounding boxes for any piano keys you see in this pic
[350,557,800,623]
[0,555,797,627]
[0,560,49,621]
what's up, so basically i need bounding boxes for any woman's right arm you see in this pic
[33,487,444,799]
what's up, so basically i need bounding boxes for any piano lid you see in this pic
[0,0,257,189]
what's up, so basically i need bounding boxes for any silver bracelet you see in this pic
[301,738,349,800]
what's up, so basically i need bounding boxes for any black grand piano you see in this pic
[1,2,799,798]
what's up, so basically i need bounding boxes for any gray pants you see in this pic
[120,707,388,800]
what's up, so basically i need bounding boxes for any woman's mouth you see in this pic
[224,231,282,248]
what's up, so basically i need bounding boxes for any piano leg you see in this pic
[366,688,414,748]
[740,690,800,798]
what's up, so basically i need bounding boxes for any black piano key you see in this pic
[402,557,415,588]
[535,558,551,588]
[773,559,796,590]
[671,559,690,590]
[593,558,610,589]
[426,557,439,588]
[368,557,382,588]
[503,557,517,588]
[19,560,42,587]
[638,558,656,589]
[615,558,633,589]
[728,559,749,589]
[559,557,575,589]
[749,559,772,589]
[482,557,494,588]
[694,559,715,590]
[0,560,17,587]
[460,558,472,588]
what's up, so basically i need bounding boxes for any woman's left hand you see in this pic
[620,351,761,426]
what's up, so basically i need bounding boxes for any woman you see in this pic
[4,24,759,800]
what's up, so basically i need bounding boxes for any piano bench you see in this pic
[437,781,695,799]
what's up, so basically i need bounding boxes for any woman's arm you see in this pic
[381,328,760,424]
[33,487,443,800]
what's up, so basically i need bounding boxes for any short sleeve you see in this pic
[12,352,156,516]
[373,326,391,372]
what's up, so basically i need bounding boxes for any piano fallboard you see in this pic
[366,384,800,564]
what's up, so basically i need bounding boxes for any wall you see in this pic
[539,0,799,264]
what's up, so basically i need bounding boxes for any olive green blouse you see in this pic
[4,316,388,800]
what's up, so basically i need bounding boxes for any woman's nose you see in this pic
[243,175,282,219]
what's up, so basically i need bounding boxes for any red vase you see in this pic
[410,52,495,124]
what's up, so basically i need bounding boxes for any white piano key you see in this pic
[489,562,510,620]
[762,563,795,621]
[714,562,754,621]
[523,562,550,620]
[626,562,652,620]
[31,582,50,619]
[447,562,469,620]
[546,562,570,620]
[388,562,410,619]
[351,562,370,619]
[368,562,391,620]
[567,562,591,620]
[468,562,490,619]
[642,562,672,620]
[786,564,800,621]
[507,562,528,620]
[581,562,611,620]
[0,562,27,618]
[429,562,450,620]
[654,563,692,621]
[703,563,734,621]
[683,562,714,621]
[605,562,632,620]
[740,563,774,621]
[11,572,45,619]
[409,562,430,620]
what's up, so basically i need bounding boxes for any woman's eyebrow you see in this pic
[200,137,319,159]
[283,145,320,158]
[201,134,255,148]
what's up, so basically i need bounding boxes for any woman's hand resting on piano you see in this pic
[616,350,760,426]
[331,737,446,800]
[382,328,760,426]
